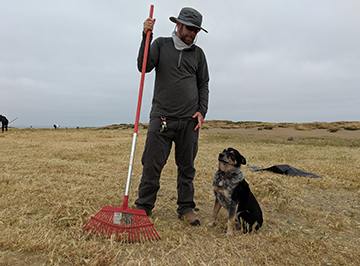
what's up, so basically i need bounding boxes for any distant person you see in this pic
[0,115,9,133]
[135,7,209,226]
[53,124,60,130]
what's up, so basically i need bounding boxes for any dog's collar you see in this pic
[220,173,236,179]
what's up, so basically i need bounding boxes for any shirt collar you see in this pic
[172,30,195,51]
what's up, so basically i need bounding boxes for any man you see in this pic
[135,7,209,226]
[0,115,9,133]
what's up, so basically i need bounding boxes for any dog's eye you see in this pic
[229,154,236,162]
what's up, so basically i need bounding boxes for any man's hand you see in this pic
[192,112,204,131]
[143,18,156,34]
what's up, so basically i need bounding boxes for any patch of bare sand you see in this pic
[204,127,360,139]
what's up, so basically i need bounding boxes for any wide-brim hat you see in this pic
[170,7,208,33]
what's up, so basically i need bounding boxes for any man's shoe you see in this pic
[135,206,152,217]
[178,210,200,226]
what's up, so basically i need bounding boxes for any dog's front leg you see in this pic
[226,207,237,237]
[207,199,221,227]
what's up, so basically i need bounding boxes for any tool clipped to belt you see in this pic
[160,117,168,132]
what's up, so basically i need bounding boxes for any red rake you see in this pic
[83,5,160,243]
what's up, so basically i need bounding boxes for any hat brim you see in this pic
[169,16,208,33]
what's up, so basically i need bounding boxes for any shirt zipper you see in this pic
[177,50,183,68]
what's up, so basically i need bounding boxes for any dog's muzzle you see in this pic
[218,153,229,163]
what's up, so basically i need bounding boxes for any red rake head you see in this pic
[83,206,160,243]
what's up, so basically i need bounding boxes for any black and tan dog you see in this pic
[208,148,263,236]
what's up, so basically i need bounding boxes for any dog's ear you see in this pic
[235,150,246,165]
[239,154,246,165]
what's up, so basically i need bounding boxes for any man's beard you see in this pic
[179,25,195,45]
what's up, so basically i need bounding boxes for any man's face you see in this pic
[177,23,200,45]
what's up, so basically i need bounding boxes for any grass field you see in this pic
[1,121,359,265]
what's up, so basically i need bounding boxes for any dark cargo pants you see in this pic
[135,117,199,215]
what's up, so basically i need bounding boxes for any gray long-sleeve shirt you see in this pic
[137,33,209,119]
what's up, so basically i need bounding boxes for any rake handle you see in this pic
[134,4,154,133]
[123,5,154,210]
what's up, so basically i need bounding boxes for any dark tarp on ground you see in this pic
[247,164,322,178]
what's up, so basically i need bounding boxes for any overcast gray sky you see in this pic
[1,0,359,128]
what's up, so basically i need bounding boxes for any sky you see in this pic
[1,0,360,128]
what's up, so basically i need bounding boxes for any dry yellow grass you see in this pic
[1,122,359,265]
